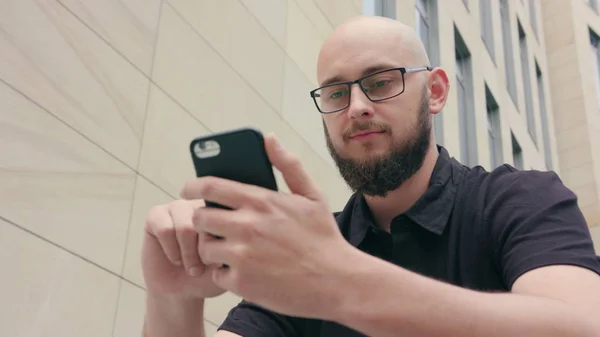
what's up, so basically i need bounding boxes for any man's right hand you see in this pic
[142,199,226,299]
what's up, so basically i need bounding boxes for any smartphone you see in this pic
[189,127,278,209]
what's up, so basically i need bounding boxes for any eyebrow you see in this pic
[319,63,398,87]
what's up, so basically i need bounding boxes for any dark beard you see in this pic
[324,94,432,197]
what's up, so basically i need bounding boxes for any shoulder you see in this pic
[332,193,358,223]
[460,164,576,210]
[469,167,600,288]
[484,165,575,210]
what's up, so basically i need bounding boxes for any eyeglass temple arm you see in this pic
[404,66,433,73]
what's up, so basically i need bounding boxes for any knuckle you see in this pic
[249,192,272,212]
[180,247,199,264]
[175,225,197,239]
[154,225,174,241]
[239,222,261,241]
[201,177,219,196]
[232,244,250,263]
[145,205,165,230]
[306,203,321,217]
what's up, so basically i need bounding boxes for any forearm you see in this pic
[330,252,599,337]
[143,293,206,337]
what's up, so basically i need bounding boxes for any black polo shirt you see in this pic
[218,146,600,337]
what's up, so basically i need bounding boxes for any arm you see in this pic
[142,294,242,337]
[143,294,206,337]
[325,170,600,337]
[328,252,600,337]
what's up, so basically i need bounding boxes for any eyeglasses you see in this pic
[309,66,432,114]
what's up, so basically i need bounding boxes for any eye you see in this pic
[329,90,347,99]
[374,80,391,87]
[364,79,393,92]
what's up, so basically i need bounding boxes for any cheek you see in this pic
[322,116,342,138]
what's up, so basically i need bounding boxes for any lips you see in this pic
[349,130,384,138]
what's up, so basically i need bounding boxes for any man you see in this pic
[142,16,600,337]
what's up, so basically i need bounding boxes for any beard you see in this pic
[324,91,432,197]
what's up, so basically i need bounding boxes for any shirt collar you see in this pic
[342,145,467,246]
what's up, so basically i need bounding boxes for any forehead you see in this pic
[317,34,410,86]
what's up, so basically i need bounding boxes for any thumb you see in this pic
[264,133,322,201]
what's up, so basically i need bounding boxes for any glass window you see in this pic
[518,20,537,144]
[486,85,503,168]
[500,0,518,106]
[480,0,495,60]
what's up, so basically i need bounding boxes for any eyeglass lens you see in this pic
[313,69,405,113]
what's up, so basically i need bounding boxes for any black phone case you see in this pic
[189,127,278,209]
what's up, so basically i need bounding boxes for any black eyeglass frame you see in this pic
[309,66,433,114]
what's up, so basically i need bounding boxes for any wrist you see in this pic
[144,292,206,337]
[325,249,396,325]
[321,245,374,322]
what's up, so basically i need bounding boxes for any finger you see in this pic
[170,200,205,276]
[198,234,234,266]
[180,176,270,210]
[264,133,322,201]
[146,205,182,265]
[193,207,254,239]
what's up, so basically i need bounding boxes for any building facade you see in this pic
[0,0,598,336]
[370,0,600,236]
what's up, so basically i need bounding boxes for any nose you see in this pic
[347,84,375,120]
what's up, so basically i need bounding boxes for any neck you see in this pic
[364,144,439,232]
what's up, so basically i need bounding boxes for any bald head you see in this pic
[317,15,430,86]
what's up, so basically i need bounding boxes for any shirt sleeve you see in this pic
[217,299,305,337]
[485,167,600,289]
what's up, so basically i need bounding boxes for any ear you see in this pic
[427,67,450,115]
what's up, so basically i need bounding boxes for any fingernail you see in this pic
[188,266,200,277]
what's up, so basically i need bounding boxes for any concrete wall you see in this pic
[0,0,355,335]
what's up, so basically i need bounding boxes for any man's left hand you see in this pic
[180,133,356,319]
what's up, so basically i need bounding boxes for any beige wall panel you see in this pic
[58,0,162,76]
[0,219,120,337]
[278,121,351,212]
[556,124,591,152]
[313,0,362,28]
[138,84,211,197]
[240,0,288,48]
[558,144,593,172]
[205,321,220,337]
[552,98,587,131]
[581,202,600,228]
[0,80,135,273]
[281,56,334,169]
[123,175,174,288]
[571,185,599,209]
[152,4,284,136]
[286,0,326,85]
[0,0,149,168]
[561,163,598,190]
[113,281,146,337]
[165,0,285,112]
[291,0,334,39]
[590,225,600,253]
